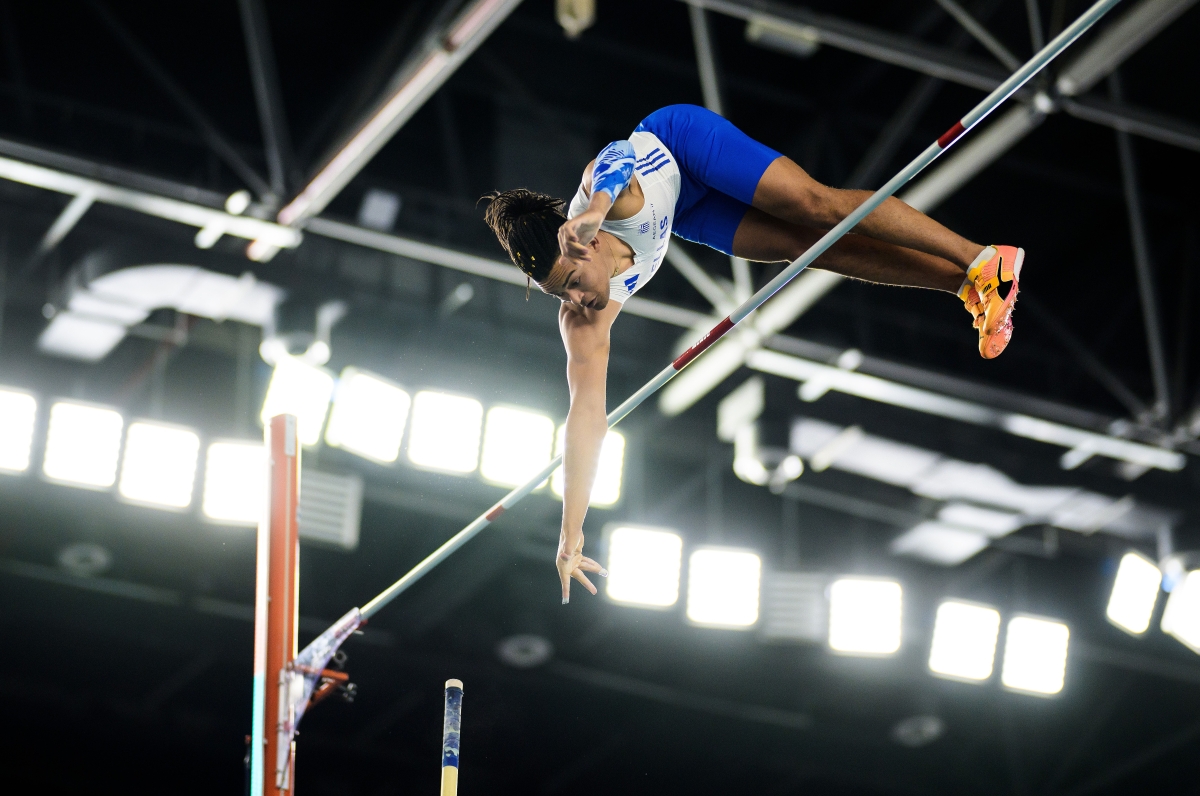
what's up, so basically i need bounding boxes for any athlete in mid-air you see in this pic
[481,105,1023,604]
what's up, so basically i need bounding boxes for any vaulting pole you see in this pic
[349,0,1122,621]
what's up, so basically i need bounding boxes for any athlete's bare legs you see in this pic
[732,207,966,293]
[751,157,984,271]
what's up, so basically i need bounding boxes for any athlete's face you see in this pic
[539,235,616,311]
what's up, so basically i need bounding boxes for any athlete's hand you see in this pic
[556,530,607,604]
[558,210,604,263]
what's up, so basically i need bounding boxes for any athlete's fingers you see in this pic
[577,557,607,576]
[571,568,597,595]
[559,563,572,604]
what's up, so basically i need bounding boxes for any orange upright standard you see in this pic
[250,414,301,796]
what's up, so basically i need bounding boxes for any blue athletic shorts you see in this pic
[634,105,782,255]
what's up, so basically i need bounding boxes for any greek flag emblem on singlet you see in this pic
[623,274,640,292]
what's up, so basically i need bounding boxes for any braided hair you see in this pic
[480,189,567,289]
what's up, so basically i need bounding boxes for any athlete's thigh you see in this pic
[731,206,822,262]
[749,157,828,223]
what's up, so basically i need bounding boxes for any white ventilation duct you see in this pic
[787,416,1176,566]
[39,264,284,361]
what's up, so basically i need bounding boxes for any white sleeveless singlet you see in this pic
[567,131,681,304]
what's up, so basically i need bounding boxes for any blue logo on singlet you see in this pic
[660,215,669,239]
[638,221,650,234]
[623,274,640,292]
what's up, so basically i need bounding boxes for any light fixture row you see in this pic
[1106,550,1200,654]
[604,525,1070,695]
[0,386,266,520]
[261,359,625,506]
[0,370,626,525]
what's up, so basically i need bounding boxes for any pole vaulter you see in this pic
[257,2,1123,786]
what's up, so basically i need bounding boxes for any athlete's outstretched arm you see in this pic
[556,300,620,603]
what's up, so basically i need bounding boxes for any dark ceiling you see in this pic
[1,1,1199,795]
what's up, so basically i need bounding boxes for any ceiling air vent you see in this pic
[298,469,362,551]
[760,572,827,643]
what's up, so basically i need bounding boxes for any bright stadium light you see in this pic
[1106,551,1162,635]
[0,388,37,473]
[928,600,1001,681]
[260,356,335,447]
[552,426,625,506]
[325,367,411,463]
[686,547,762,628]
[117,421,200,509]
[407,390,484,473]
[1161,570,1200,654]
[828,578,903,655]
[1001,615,1070,695]
[43,401,124,488]
[480,406,555,487]
[605,525,683,608]
[202,440,267,525]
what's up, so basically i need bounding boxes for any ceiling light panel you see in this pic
[1106,551,1162,635]
[828,578,903,655]
[686,548,762,629]
[117,421,200,509]
[43,401,124,488]
[325,367,411,463]
[1001,615,1070,695]
[480,406,555,487]
[202,441,266,525]
[604,525,683,608]
[407,390,484,474]
[0,388,37,473]
[260,357,335,447]
[1161,570,1200,654]
[928,600,1001,681]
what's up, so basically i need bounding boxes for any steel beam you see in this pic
[86,0,271,199]
[0,154,301,255]
[0,136,229,207]
[36,191,95,255]
[238,0,295,202]
[277,0,524,226]
[693,0,1009,92]
[1022,296,1152,420]
[1025,0,1047,51]
[934,0,1020,70]
[899,104,1046,212]
[688,3,726,116]
[1055,0,1197,96]
[305,217,704,329]
[846,75,944,190]
[664,244,735,311]
[1112,74,1171,420]
[707,0,1200,154]
[747,347,1185,471]
[1061,95,1200,153]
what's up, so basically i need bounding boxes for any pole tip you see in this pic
[445,678,463,690]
